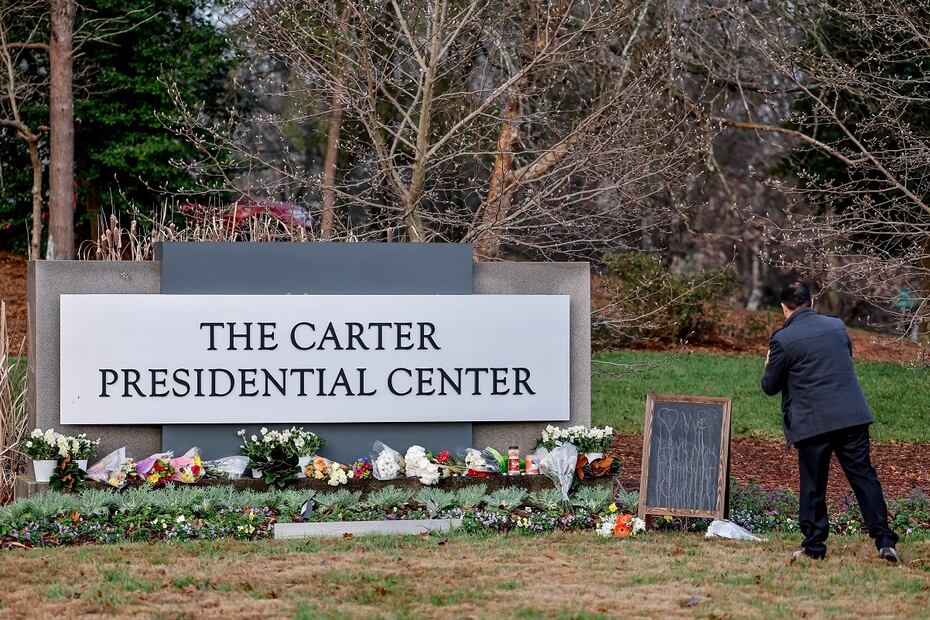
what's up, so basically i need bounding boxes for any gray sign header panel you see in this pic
[155,242,474,295]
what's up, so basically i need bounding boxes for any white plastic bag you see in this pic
[705,519,766,541]
[537,443,578,500]
[370,440,404,480]
[203,455,249,480]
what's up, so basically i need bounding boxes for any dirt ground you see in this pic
[612,434,930,500]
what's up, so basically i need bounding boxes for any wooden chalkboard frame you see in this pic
[638,394,732,521]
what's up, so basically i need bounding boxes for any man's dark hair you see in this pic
[780,281,813,310]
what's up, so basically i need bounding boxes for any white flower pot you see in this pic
[251,468,264,479]
[297,455,312,478]
[33,459,57,483]
[77,459,88,471]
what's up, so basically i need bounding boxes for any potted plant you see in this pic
[238,429,272,478]
[285,427,326,478]
[60,433,100,471]
[22,429,60,482]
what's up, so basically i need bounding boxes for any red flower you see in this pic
[191,465,202,475]
[436,450,450,464]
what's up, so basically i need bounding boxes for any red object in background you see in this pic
[436,450,450,464]
[180,197,315,231]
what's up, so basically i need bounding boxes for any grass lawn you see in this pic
[592,350,930,443]
[0,532,926,619]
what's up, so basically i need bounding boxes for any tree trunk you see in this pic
[27,137,43,259]
[320,90,342,240]
[320,5,350,241]
[47,0,76,260]
[475,98,520,260]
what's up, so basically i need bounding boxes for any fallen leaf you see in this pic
[686,596,701,607]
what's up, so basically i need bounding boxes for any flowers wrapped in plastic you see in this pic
[537,443,578,500]
[202,456,249,480]
[171,447,205,484]
[462,447,502,477]
[371,440,404,480]
[87,447,129,488]
[351,457,373,480]
[136,452,175,486]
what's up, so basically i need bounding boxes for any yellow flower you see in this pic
[608,503,618,513]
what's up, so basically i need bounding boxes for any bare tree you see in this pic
[175,0,707,261]
[0,1,47,259]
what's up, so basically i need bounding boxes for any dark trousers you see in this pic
[796,424,898,557]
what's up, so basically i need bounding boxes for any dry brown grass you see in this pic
[0,301,26,504]
[0,532,927,619]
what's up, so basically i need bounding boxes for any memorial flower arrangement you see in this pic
[237,430,272,470]
[351,457,373,480]
[137,455,175,486]
[537,425,614,454]
[595,505,646,538]
[372,442,404,480]
[21,429,61,461]
[106,458,139,488]
[22,429,99,461]
[172,449,205,484]
[305,456,355,486]
[404,445,441,485]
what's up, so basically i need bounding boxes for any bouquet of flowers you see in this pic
[306,456,355,486]
[110,458,139,488]
[351,457,373,480]
[596,508,646,538]
[404,445,440,485]
[136,452,175,486]
[371,440,404,480]
[266,426,325,457]
[463,447,503,477]
[172,447,205,484]
[537,425,614,454]
[88,447,135,488]
[434,450,466,477]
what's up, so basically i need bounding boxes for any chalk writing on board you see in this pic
[648,406,722,511]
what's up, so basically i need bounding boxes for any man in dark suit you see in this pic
[761,281,899,562]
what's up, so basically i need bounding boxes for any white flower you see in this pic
[25,441,32,448]
[417,461,440,485]
[375,450,401,480]
[237,429,245,437]
[176,515,186,524]
[251,435,258,442]
[596,515,617,538]
[260,427,268,434]
[631,518,646,534]
[31,429,42,438]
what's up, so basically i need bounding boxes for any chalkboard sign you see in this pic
[638,395,732,520]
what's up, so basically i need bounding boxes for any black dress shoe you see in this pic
[793,549,825,561]
[879,547,898,563]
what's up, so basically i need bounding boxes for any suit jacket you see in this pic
[761,307,874,444]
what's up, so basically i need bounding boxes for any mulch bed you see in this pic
[0,251,27,349]
[611,434,930,500]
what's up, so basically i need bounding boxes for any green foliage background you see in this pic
[0,0,237,253]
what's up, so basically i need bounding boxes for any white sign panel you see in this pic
[60,294,570,424]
